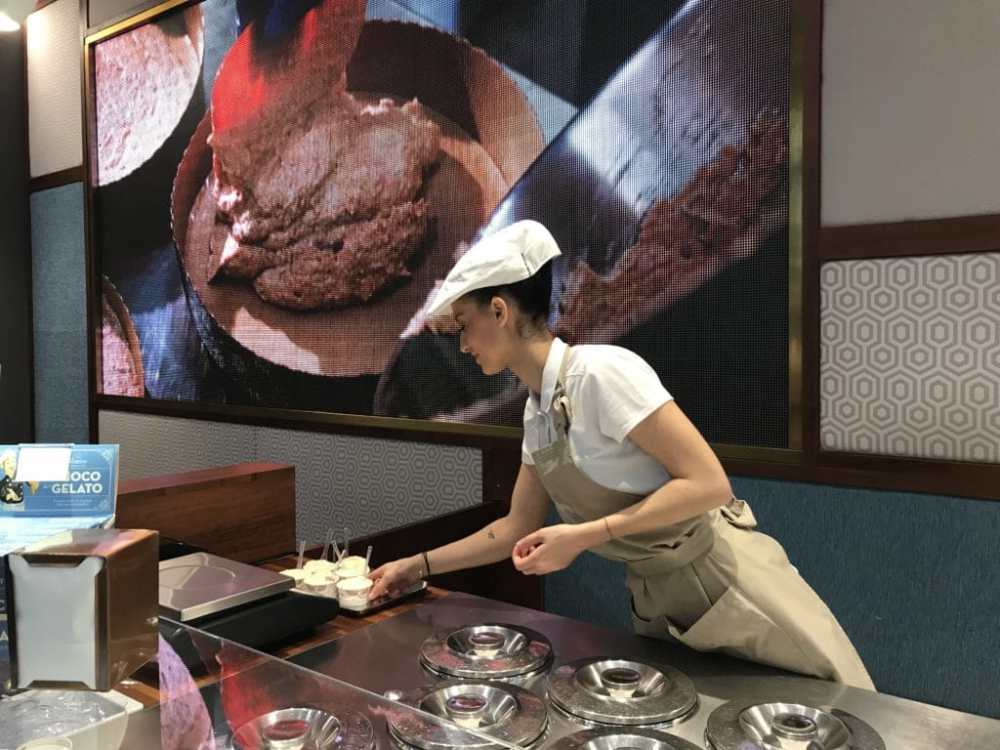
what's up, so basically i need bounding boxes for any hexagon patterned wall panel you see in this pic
[821,254,1000,461]
[99,410,481,542]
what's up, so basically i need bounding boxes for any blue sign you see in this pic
[0,444,120,674]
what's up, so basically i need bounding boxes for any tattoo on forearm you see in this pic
[487,527,496,540]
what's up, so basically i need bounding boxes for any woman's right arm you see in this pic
[368,462,551,599]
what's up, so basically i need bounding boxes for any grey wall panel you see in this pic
[821,254,1000,461]
[257,427,481,544]
[98,410,258,480]
[98,410,482,543]
[545,475,1000,719]
[822,1,1000,224]
[30,183,88,443]
[26,0,83,176]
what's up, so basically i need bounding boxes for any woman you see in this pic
[370,220,874,690]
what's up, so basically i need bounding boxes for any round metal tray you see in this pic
[386,680,548,750]
[705,699,886,750]
[547,658,697,726]
[420,624,553,679]
[230,707,374,750]
[545,727,702,750]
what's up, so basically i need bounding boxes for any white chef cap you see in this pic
[426,220,561,318]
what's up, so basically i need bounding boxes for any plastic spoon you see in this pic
[296,539,306,569]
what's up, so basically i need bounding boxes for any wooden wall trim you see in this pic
[816,452,1000,500]
[481,434,522,507]
[85,0,201,41]
[819,214,1000,261]
[19,25,37,442]
[798,0,823,464]
[95,398,520,448]
[29,165,84,192]
[82,0,99,442]
[119,461,290,494]
[723,453,1000,502]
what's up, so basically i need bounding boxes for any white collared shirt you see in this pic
[522,338,673,495]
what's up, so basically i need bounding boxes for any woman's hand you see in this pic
[512,524,597,575]
[368,555,423,600]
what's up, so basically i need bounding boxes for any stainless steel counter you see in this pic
[13,592,1000,749]
[290,592,1000,749]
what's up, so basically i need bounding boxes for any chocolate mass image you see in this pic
[92,0,790,448]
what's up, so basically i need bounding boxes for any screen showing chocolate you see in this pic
[208,94,441,310]
[205,0,440,312]
[101,294,144,397]
[90,0,792,444]
[95,7,203,186]
[555,118,787,345]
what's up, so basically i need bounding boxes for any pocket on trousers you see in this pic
[664,585,815,676]
[665,585,761,648]
[628,565,715,639]
[629,595,662,638]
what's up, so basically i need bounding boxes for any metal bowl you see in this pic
[230,707,341,750]
[420,624,553,679]
[705,699,886,750]
[545,727,703,750]
[386,680,548,750]
[741,702,850,747]
[420,684,519,730]
[548,658,698,726]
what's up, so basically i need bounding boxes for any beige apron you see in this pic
[530,347,874,691]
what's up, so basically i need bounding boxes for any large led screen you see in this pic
[91,0,791,447]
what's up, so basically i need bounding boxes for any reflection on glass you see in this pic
[156,619,534,750]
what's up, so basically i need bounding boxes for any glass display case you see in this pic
[1,617,533,750]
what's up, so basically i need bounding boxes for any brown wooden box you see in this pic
[116,462,295,563]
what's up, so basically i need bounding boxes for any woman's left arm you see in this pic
[513,401,732,574]
[600,400,732,536]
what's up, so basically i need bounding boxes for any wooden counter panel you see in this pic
[117,462,295,563]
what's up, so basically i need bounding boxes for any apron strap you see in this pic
[550,345,574,434]
[533,341,717,575]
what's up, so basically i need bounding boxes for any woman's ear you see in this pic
[491,296,509,325]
